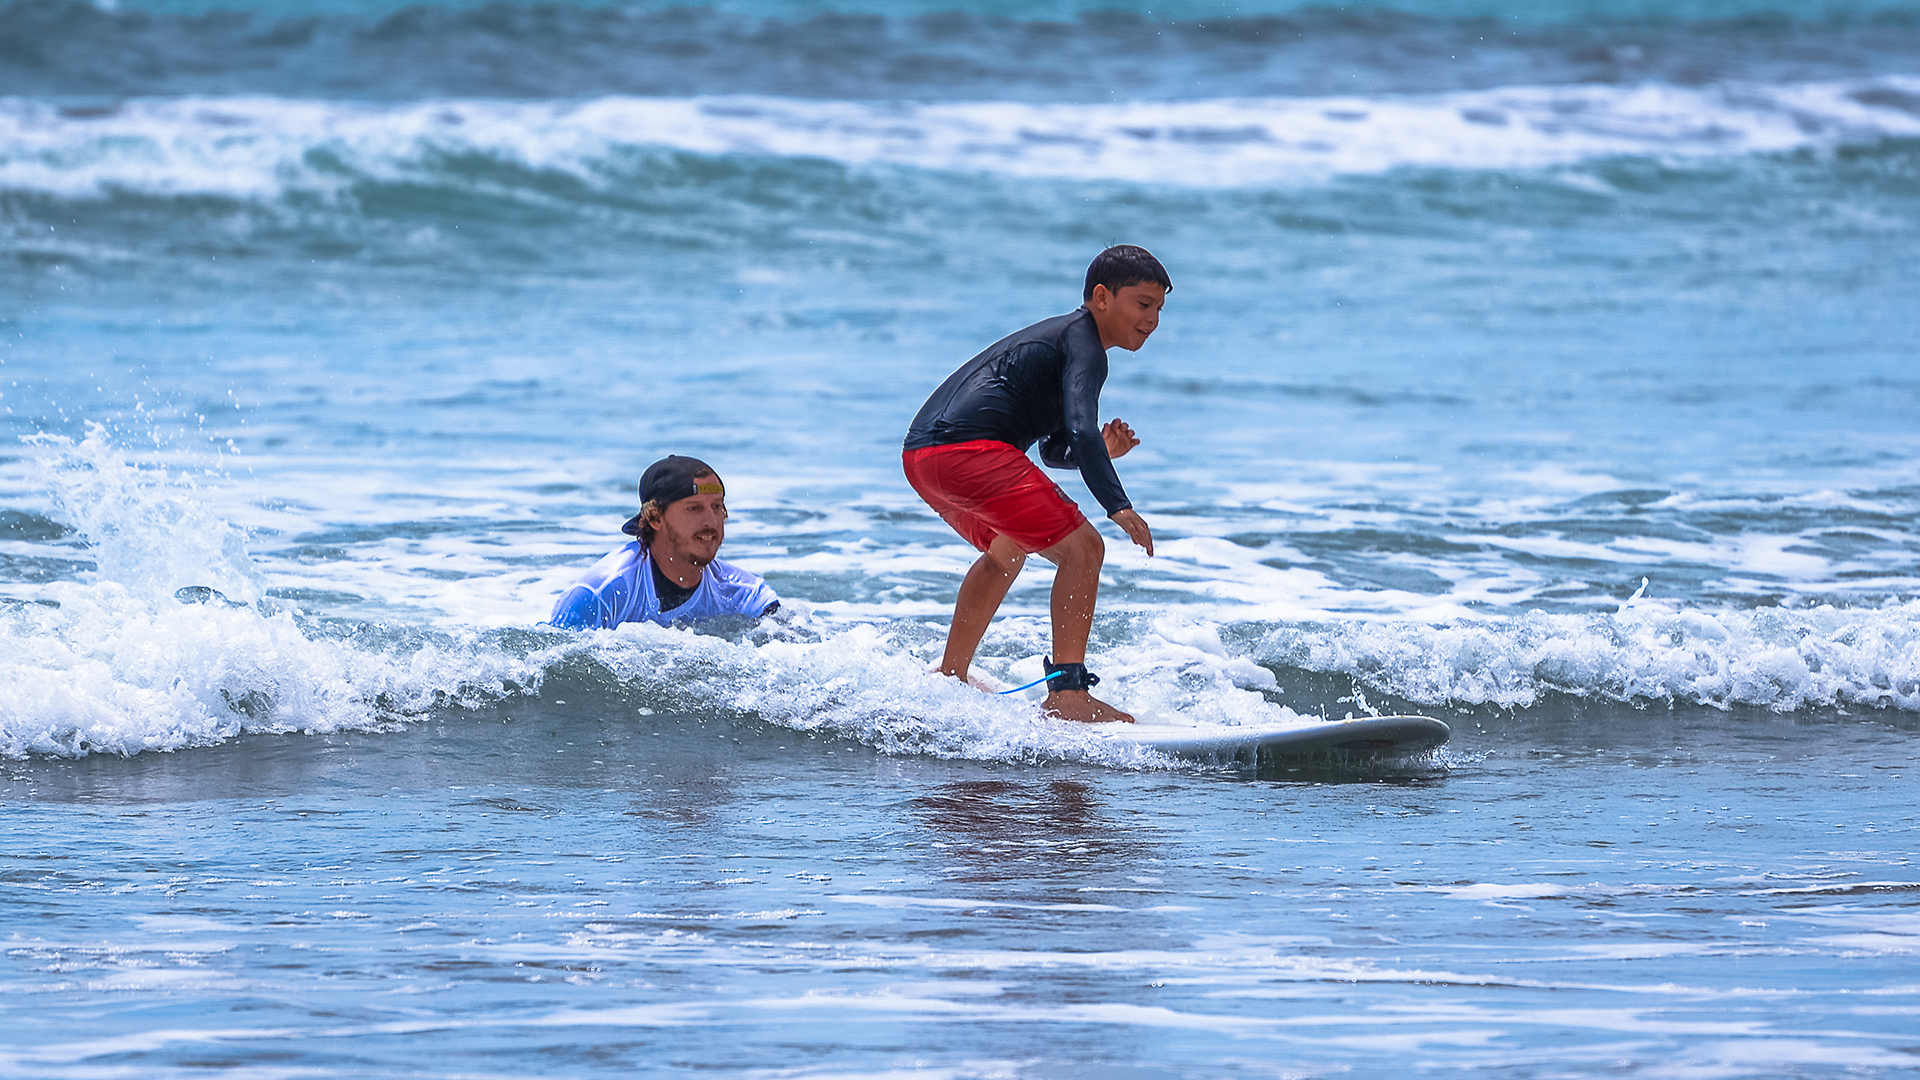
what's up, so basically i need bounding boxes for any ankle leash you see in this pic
[998,656,1101,695]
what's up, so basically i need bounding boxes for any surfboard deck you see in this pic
[1098,714,1450,761]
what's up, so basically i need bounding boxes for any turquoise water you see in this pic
[3,0,1918,1074]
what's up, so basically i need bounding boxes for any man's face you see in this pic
[1087,281,1165,352]
[651,484,727,568]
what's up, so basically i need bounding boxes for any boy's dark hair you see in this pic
[1083,244,1171,302]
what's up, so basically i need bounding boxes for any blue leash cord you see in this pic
[999,670,1064,695]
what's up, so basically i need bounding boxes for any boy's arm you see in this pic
[1059,326,1131,516]
[1038,430,1076,469]
[1039,419,1138,469]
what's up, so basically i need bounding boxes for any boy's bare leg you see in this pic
[939,534,1028,683]
[1036,522,1134,723]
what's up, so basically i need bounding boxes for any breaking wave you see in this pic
[5,78,1920,205]
[6,428,1919,761]
[1257,597,1920,714]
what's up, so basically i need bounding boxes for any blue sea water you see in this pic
[2,0,1918,1074]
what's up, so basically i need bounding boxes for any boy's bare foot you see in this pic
[1042,690,1135,724]
[931,665,1001,694]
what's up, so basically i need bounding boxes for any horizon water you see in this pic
[2,0,1918,1075]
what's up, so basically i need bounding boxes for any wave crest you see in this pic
[5,80,1919,206]
[1259,598,1920,713]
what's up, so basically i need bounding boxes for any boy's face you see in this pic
[1087,281,1165,352]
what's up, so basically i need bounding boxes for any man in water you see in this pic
[902,244,1166,723]
[549,455,779,629]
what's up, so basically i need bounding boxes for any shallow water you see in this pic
[4,0,1919,1073]
[6,703,1916,1076]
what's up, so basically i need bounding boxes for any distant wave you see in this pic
[4,1,1919,101]
[4,80,1918,202]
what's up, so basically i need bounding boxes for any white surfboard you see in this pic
[1099,714,1450,762]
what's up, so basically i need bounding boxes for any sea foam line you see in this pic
[1257,597,1920,713]
[3,77,1918,198]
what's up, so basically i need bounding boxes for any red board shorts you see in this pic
[903,439,1088,555]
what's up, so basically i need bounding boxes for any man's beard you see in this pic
[662,523,722,568]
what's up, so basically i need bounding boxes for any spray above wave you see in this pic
[24,423,263,605]
[5,1,1919,102]
[0,427,540,757]
[5,79,1919,203]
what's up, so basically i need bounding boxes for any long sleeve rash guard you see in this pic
[902,308,1131,516]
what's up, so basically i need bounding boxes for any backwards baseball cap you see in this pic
[621,455,724,537]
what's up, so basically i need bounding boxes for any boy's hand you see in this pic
[1111,508,1154,557]
[1102,418,1140,459]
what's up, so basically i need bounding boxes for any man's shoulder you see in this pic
[550,542,646,629]
[704,556,771,590]
[579,541,646,585]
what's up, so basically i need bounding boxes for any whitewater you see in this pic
[3,0,1918,1075]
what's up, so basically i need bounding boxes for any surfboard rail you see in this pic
[1100,714,1450,761]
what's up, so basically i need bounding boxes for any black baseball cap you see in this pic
[621,455,724,536]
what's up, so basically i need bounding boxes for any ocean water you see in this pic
[3,0,1919,1074]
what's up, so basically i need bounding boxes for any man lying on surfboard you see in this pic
[902,245,1166,724]
[549,455,779,629]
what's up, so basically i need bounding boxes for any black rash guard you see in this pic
[902,308,1131,516]
[650,556,697,612]
[650,553,779,618]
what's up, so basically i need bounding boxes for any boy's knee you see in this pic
[984,537,1028,574]
[1049,523,1104,567]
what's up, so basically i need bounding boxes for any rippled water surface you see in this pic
[3,0,1918,1073]
[7,703,1917,1076]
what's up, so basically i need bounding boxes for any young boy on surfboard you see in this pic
[902,245,1167,723]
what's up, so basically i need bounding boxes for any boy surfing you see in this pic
[902,245,1168,723]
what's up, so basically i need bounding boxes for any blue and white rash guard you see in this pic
[548,542,780,630]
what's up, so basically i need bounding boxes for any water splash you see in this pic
[24,422,262,604]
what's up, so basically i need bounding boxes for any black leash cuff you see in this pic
[1043,657,1101,693]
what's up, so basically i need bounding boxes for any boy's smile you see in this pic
[1087,281,1165,351]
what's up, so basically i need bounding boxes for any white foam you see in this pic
[0,580,547,757]
[568,619,1186,768]
[26,423,263,604]
[4,76,1918,200]
[1442,883,1571,901]
[1257,596,1920,712]
[0,426,555,756]
[10,427,1920,761]
[0,430,1222,761]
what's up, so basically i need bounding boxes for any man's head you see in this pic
[1083,245,1170,352]
[622,455,727,567]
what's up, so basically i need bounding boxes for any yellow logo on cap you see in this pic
[694,482,724,495]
